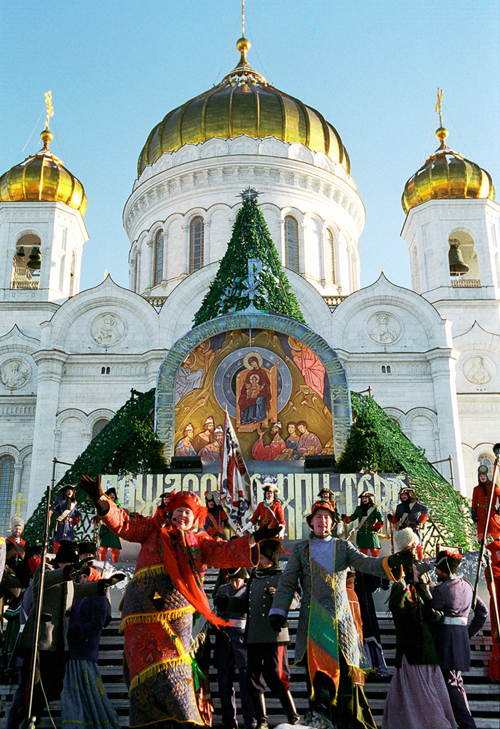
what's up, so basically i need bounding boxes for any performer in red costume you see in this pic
[485,539,500,680]
[79,476,277,729]
[472,465,500,541]
[250,483,286,540]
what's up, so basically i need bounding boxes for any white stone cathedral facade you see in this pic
[1,41,498,529]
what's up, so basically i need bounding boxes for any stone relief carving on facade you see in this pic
[367,311,402,345]
[0,358,30,389]
[91,313,125,347]
[463,354,493,385]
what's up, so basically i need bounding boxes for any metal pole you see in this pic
[472,443,500,610]
[22,457,74,729]
[448,455,455,490]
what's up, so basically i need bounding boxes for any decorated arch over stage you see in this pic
[156,312,351,463]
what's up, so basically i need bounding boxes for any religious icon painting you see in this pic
[173,328,334,462]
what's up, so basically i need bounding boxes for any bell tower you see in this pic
[401,93,500,333]
[0,94,88,305]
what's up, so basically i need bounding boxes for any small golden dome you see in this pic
[138,39,350,177]
[0,129,87,215]
[402,127,495,214]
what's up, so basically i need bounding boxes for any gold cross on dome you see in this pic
[242,0,246,36]
[12,492,27,517]
[435,87,443,127]
[44,90,54,130]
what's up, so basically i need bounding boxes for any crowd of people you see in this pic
[0,466,499,729]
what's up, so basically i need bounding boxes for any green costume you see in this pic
[347,505,383,550]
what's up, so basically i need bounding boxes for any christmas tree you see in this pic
[194,189,306,326]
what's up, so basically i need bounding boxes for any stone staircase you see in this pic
[1,570,498,728]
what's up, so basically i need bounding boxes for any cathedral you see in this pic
[0,36,498,531]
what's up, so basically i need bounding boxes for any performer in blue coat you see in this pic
[52,484,81,550]
[430,550,488,729]
[388,487,429,558]
[269,500,412,729]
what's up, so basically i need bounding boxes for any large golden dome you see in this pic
[0,129,87,215]
[138,38,350,177]
[402,127,495,214]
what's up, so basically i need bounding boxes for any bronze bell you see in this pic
[26,246,41,270]
[16,246,25,258]
[448,240,469,275]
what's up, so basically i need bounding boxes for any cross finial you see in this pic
[44,90,54,130]
[242,0,245,37]
[12,492,27,517]
[435,87,443,127]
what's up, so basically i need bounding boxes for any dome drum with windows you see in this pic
[402,126,495,214]
[138,37,350,178]
[0,129,87,215]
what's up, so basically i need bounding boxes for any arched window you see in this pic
[189,217,204,273]
[0,455,15,535]
[153,230,164,286]
[92,419,110,439]
[478,452,494,479]
[326,229,336,283]
[11,234,41,290]
[284,216,299,272]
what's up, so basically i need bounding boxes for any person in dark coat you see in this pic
[204,491,229,539]
[60,568,120,729]
[388,487,429,558]
[354,570,389,677]
[213,567,255,729]
[52,484,81,550]
[430,549,488,729]
[245,539,300,728]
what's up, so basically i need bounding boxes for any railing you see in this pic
[11,277,39,290]
[451,278,481,288]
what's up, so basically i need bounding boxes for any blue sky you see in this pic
[1,0,499,291]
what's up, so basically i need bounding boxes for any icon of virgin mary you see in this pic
[236,352,278,432]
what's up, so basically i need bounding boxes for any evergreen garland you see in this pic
[23,389,167,545]
[194,194,306,325]
[337,392,476,551]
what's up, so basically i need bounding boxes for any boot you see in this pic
[251,693,269,729]
[278,690,301,725]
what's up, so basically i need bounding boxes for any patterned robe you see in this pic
[270,536,399,690]
[101,501,258,728]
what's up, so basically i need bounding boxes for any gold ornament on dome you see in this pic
[402,88,495,214]
[0,91,87,215]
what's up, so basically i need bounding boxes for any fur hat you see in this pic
[306,500,338,526]
[394,528,419,552]
[163,490,207,523]
[10,516,24,532]
[227,567,248,580]
[435,549,463,575]
[263,482,279,494]
[53,540,79,565]
[78,541,96,556]
[259,539,281,567]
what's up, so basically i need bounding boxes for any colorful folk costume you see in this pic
[485,539,500,680]
[471,465,500,541]
[250,484,286,540]
[382,531,456,729]
[52,484,81,551]
[203,492,228,539]
[96,489,259,729]
[97,487,122,562]
[389,487,429,559]
[430,550,488,729]
[343,491,384,556]
[270,500,410,729]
